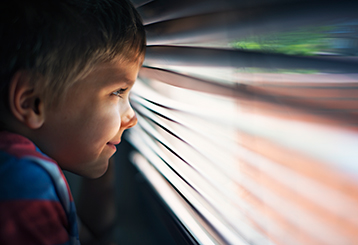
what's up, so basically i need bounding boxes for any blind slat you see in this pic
[138,0,302,25]
[145,46,358,73]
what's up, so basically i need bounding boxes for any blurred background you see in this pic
[67,0,358,244]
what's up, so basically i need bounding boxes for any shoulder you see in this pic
[0,151,72,245]
[0,150,59,201]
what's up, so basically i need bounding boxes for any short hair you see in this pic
[0,0,146,108]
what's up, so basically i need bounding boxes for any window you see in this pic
[128,0,358,244]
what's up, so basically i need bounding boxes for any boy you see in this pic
[0,0,146,244]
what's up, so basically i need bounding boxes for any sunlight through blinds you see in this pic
[127,0,358,244]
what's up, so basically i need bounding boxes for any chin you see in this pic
[88,165,110,179]
[70,159,110,179]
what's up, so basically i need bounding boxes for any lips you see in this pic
[106,140,121,150]
[108,140,121,145]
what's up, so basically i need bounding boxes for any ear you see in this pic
[8,71,45,129]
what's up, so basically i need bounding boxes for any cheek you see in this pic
[64,103,121,147]
[92,104,121,137]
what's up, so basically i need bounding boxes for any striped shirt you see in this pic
[0,131,79,245]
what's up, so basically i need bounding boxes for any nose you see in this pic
[121,109,138,130]
[125,114,137,129]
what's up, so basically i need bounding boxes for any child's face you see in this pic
[36,58,142,178]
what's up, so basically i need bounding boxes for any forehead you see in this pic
[98,59,141,83]
[78,58,143,89]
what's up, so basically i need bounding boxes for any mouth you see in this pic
[106,140,121,150]
[108,140,121,145]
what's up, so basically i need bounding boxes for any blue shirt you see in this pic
[0,131,80,245]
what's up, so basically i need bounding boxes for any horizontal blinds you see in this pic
[141,0,358,45]
[128,0,358,244]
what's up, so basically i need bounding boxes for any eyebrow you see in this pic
[103,75,134,86]
[116,78,135,86]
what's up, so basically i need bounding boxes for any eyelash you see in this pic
[112,88,128,98]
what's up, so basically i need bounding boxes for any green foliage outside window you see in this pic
[232,26,333,56]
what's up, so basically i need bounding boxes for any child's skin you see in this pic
[6,58,142,178]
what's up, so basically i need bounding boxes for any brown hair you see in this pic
[0,0,146,108]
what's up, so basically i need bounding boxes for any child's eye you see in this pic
[112,88,128,98]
